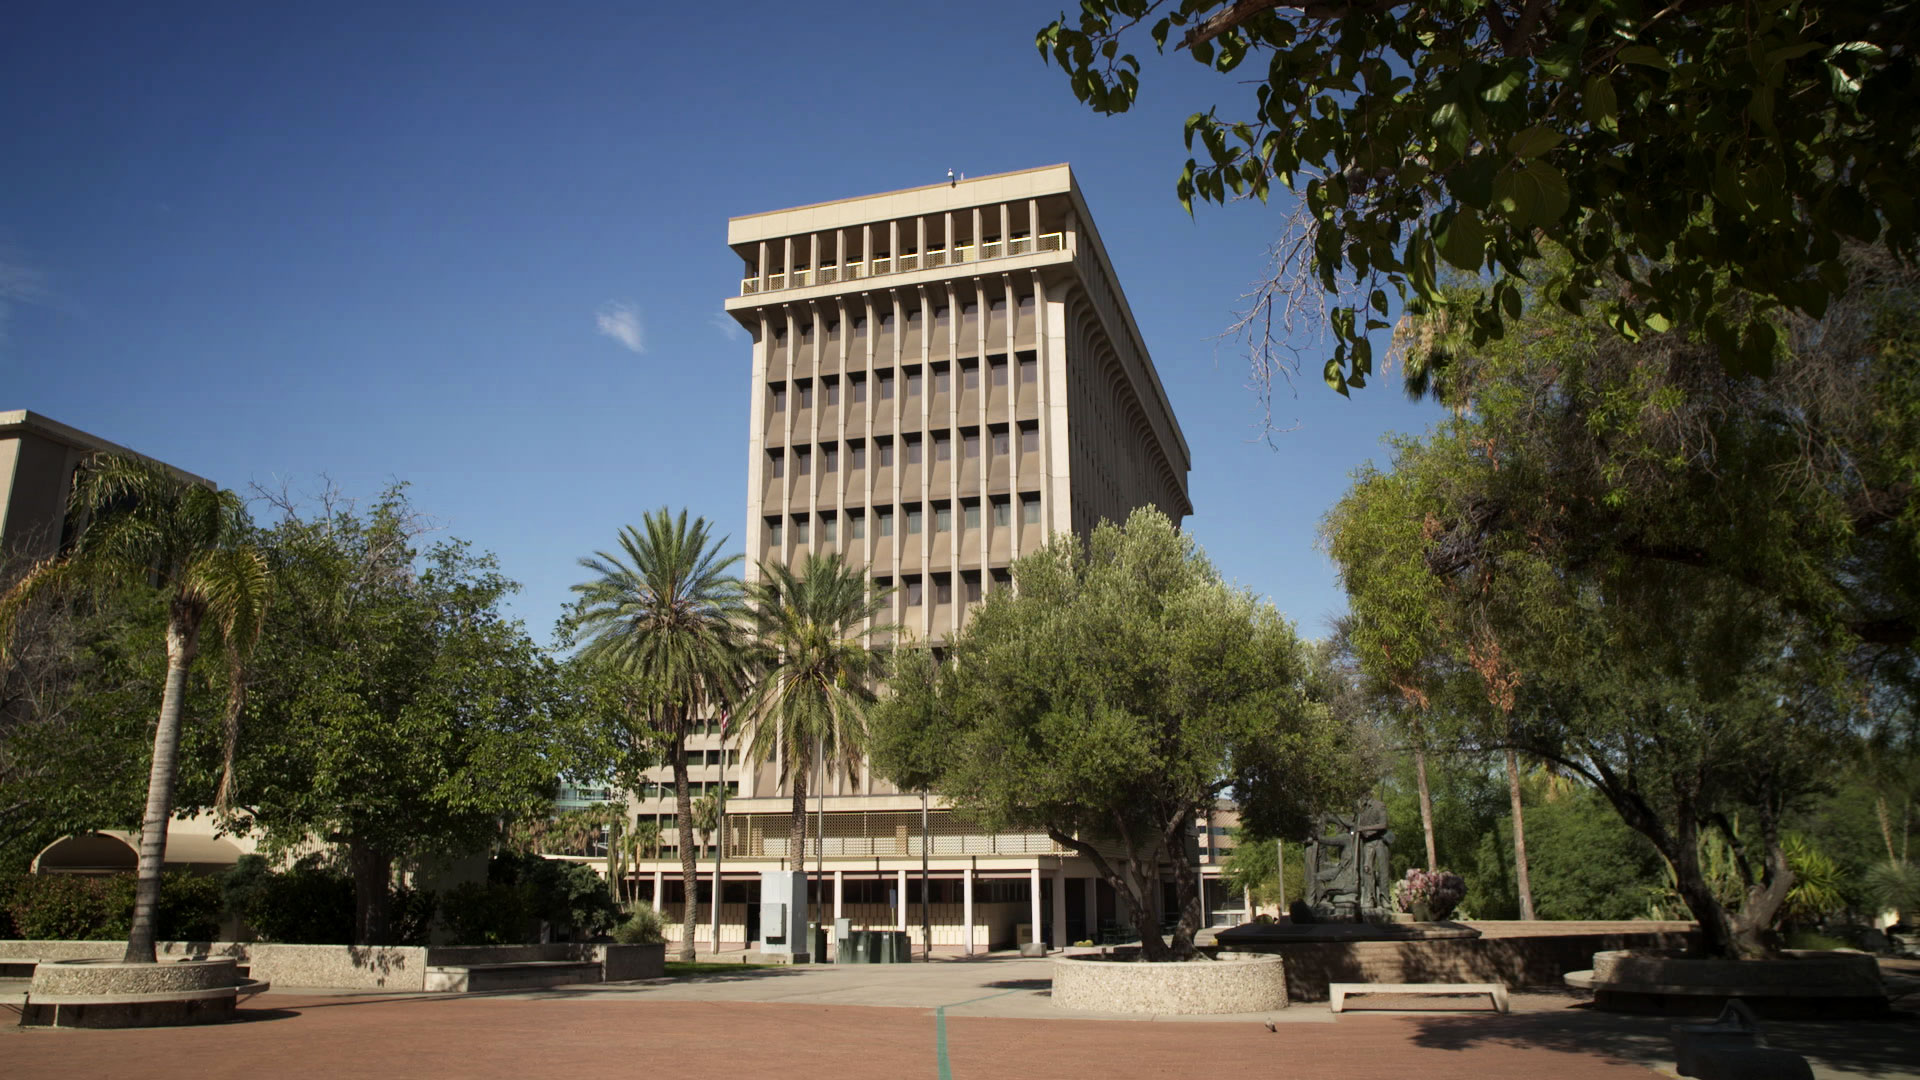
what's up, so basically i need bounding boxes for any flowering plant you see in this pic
[1393,868,1467,919]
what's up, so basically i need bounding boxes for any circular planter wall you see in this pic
[1052,952,1287,1014]
[22,958,246,1028]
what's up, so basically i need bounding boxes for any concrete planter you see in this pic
[1573,949,1889,1017]
[1052,952,1287,1015]
[21,957,246,1028]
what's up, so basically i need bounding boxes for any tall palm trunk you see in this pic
[788,744,809,876]
[672,729,698,963]
[1506,747,1534,920]
[1414,745,1438,869]
[126,609,199,963]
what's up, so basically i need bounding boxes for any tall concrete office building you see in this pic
[619,165,1213,955]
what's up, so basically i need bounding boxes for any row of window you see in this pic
[638,780,740,800]
[769,356,1037,411]
[765,495,1042,546]
[875,569,1015,608]
[767,294,1038,342]
[767,425,1039,477]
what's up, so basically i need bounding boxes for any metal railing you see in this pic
[739,232,1065,296]
[718,809,1070,860]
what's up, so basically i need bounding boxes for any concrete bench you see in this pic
[1329,982,1510,1013]
[424,961,602,993]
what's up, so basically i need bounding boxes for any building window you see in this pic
[906,368,922,398]
[1022,494,1041,525]
[821,513,838,543]
[797,379,813,408]
[768,449,784,478]
[906,435,922,466]
[933,433,950,462]
[880,371,895,400]
[933,364,950,395]
[1021,422,1039,454]
[934,575,953,605]
[824,377,840,406]
[993,498,1010,528]
[905,577,923,606]
[934,503,951,533]
[795,446,812,475]
[963,501,981,531]
[878,507,894,537]
[794,515,810,544]
[1020,357,1037,383]
[991,361,1008,386]
[906,505,923,535]
[853,317,867,338]
[849,440,866,470]
[772,384,789,412]
[964,574,983,603]
[852,374,867,403]
[823,443,838,473]
[935,306,950,327]
[963,431,980,459]
[850,510,866,540]
[992,428,1009,457]
[962,362,978,390]
[878,438,894,467]
[767,517,783,546]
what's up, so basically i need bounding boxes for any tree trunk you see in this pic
[1045,827,1171,961]
[672,730,698,963]
[1415,745,1438,870]
[1877,796,1898,864]
[1506,748,1534,921]
[788,744,809,875]
[124,609,199,964]
[348,841,393,946]
[1726,809,1794,957]
[1166,838,1203,959]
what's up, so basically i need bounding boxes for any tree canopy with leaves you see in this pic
[1038,0,1916,395]
[1323,250,1918,956]
[871,508,1361,959]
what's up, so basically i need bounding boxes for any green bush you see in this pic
[220,856,355,944]
[390,885,437,947]
[438,854,621,945]
[0,872,221,941]
[611,906,664,945]
[438,881,530,945]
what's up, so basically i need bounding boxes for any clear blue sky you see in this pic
[2,1,1439,643]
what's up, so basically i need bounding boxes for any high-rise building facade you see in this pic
[617,166,1229,953]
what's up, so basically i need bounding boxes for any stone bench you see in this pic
[1328,981,1509,1013]
[423,961,603,993]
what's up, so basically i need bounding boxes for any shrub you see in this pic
[220,856,355,944]
[0,871,220,941]
[611,906,664,945]
[389,885,437,947]
[439,881,530,945]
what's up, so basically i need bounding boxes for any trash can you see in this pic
[845,930,872,964]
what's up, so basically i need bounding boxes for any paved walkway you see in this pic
[5,956,1916,1080]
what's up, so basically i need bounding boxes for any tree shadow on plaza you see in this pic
[1402,998,1920,1079]
[982,978,1051,993]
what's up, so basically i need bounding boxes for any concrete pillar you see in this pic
[653,870,664,913]
[1051,869,1067,950]
[897,869,908,932]
[963,864,975,956]
[1030,866,1042,949]
[834,869,844,920]
[1084,876,1099,940]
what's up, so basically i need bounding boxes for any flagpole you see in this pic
[712,712,728,957]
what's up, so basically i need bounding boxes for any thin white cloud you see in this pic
[0,247,51,348]
[710,311,744,342]
[596,301,645,353]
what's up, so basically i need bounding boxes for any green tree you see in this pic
[0,455,269,963]
[237,488,565,945]
[1324,254,1919,956]
[570,509,748,962]
[742,552,892,879]
[1038,1,1916,393]
[872,508,1360,960]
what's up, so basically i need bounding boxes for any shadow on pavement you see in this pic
[1406,998,1920,1079]
[983,979,1051,992]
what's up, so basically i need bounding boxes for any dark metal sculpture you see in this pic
[1303,796,1395,921]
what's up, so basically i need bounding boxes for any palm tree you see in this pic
[0,454,269,963]
[741,553,893,907]
[571,508,747,962]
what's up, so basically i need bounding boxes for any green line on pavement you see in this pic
[934,989,1024,1080]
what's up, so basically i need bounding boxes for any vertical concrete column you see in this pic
[861,224,871,276]
[963,864,975,955]
[943,210,953,264]
[999,202,1010,250]
[945,279,961,640]
[1029,866,1043,949]
[809,233,820,284]
[971,207,982,262]
[888,220,899,271]
[915,216,926,268]
[897,869,909,932]
[1083,877,1099,941]
[1041,274,1072,537]
[758,240,770,292]
[653,870,665,913]
[746,313,770,586]
[835,228,845,279]
[834,870,845,920]
[808,301,822,551]
[917,284,933,639]
[1028,198,1039,248]
[890,290,906,636]
[975,278,990,593]
[1051,869,1068,950]
[782,306,799,563]
[783,237,795,287]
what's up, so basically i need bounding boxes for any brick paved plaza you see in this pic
[7,957,1917,1080]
